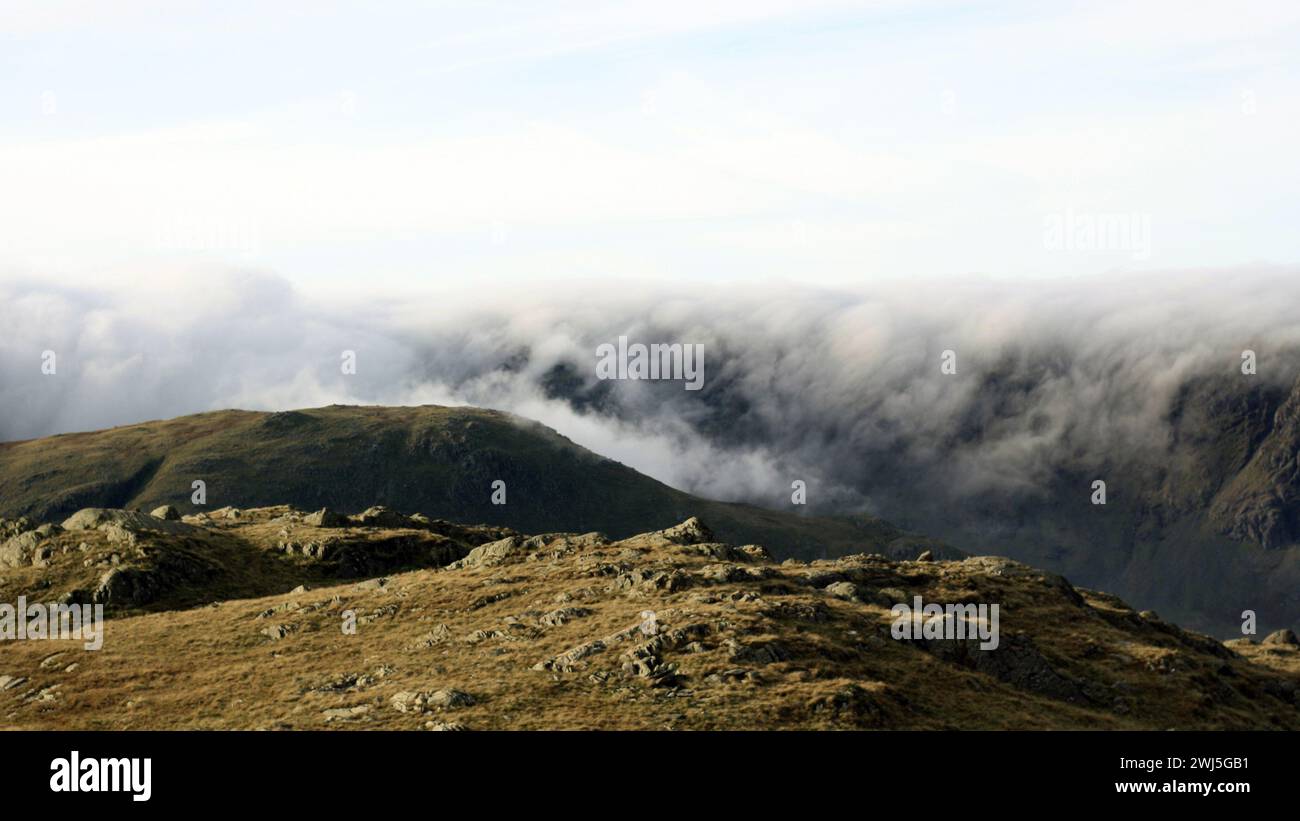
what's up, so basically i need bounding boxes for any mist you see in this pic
[4,265,1299,518]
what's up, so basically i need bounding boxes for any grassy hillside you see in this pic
[0,405,952,563]
[2,505,1297,730]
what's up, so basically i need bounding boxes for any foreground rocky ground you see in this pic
[1,504,1298,730]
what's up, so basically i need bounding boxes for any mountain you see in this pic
[2,504,1297,730]
[854,373,1300,637]
[0,405,954,564]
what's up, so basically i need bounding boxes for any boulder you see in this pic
[351,506,411,528]
[824,581,860,602]
[151,505,181,521]
[62,508,198,537]
[656,517,714,545]
[304,508,347,528]
[390,688,475,713]
[448,536,526,569]
[1262,629,1299,647]
[0,531,42,569]
[0,517,36,540]
[427,689,476,709]
[425,721,468,731]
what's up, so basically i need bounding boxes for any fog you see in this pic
[4,265,1298,515]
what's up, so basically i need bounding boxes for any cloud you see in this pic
[4,264,1299,517]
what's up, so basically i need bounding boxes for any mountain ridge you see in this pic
[0,404,956,565]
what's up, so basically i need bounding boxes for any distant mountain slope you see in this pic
[0,405,952,563]
[796,372,1300,638]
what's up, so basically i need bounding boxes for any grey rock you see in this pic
[425,721,468,731]
[449,536,526,569]
[1262,629,1299,646]
[304,508,346,528]
[656,517,714,545]
[62,508,198,537]
[427,688,476,709]
[824,581,860,601]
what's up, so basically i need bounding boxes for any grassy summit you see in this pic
[0,404,951,563]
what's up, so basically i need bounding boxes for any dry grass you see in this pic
[2,507,1298,730]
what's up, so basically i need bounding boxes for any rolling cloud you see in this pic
[3,264,1299,518]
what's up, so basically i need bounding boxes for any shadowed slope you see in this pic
[0,405,953,563]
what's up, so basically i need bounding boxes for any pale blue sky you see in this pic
[2,0,1297,290]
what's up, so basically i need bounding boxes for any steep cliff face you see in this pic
[1210,378,1300,549]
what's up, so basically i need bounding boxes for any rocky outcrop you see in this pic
[1263,628,1300,646]
[62,508,199,537]
[151,505,181,521]
[303,508,346,528]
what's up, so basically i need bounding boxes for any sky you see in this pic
[1,0,1297,292]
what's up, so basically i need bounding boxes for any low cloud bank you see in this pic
[4,265,1298,513]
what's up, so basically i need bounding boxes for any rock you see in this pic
[1262,629,1299,646]
[32,545,54,568]
[960,556,1083,604]
[725,639,790,665]
[0,675,28,691]
[810,683,884,725]
[390,691,426,713]
[824,581,859,602]
[322,705,371,722]
[427,688,475,709]
[391,688,475,713]
[62,508,198,537]
[698,563,757,583]
[409,624,453,648]
[260,624,294,640]
[916,550,934,562]
[304,508,346,528]
[463,629,504,645]
[351,506,411,528]
[656,517,714,545]
[533,639,608,672]
[449,536,526,569]
[0,517,36,540]
[922,633,1085,703]
[425,721,468,731]
[28,684,61,704]
[92,547,220,607]
[0,532,42,569]
[151,505,180,521]
[538,607,591,627]
[876,587,908,604]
